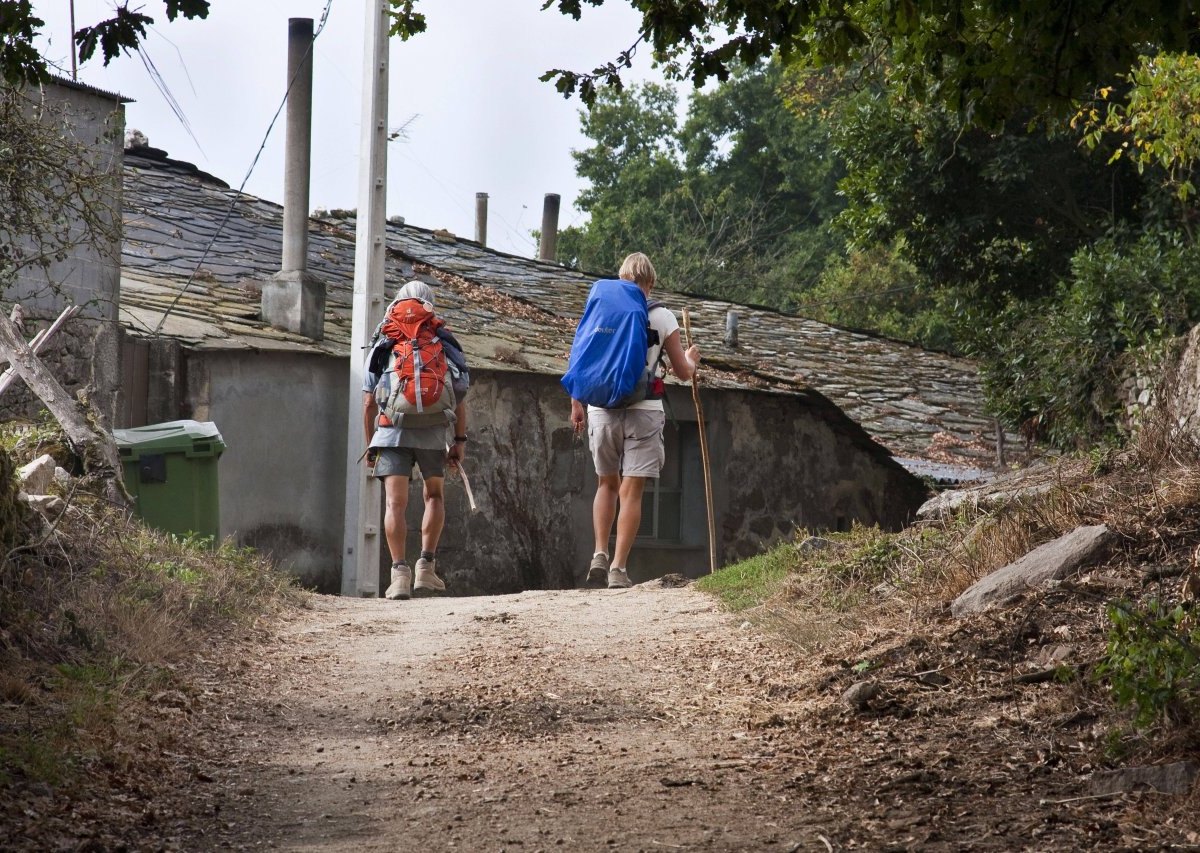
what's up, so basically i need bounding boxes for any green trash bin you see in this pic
[114,420,226,543]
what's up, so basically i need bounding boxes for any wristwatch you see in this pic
[454,435,468,443]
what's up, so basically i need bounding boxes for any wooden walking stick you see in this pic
[682,308,717,574]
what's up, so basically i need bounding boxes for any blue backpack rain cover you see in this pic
[561,279,650,408]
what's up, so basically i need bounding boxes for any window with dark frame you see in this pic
[638,420,684,542]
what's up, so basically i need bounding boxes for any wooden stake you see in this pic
[446,444,478,512]
[0,304,82,398]
[682,308,717,574]
[0,307,127,508]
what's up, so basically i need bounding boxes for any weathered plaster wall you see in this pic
[3,81,123,426]
[701,387,929,564]
[415,371,929,591]
[185,350,349,591]
[409,368,588,595]
[129,353,926,596]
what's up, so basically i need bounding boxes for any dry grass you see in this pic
[685,405,1200,846]
[0,434,302,790]
[735,397,1200,673]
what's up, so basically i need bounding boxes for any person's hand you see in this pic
[570,399,586,434]
[446,441,464,470]
[365,447,379,470]
[685,344,700,369]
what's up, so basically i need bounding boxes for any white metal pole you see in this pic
[341,0,391,596]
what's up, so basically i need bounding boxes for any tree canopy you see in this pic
[0,0,211,84]
[556,61,844,307]
[539,0,1200,126]
[0,0,431,85]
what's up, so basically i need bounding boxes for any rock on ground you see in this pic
[951,525,1111,617]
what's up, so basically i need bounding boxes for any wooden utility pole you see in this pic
[341,0,391,596]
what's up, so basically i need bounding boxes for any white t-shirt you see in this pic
[588,304,679,413]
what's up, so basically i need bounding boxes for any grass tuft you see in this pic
[700,394,1200,764]
[697,546,792,610]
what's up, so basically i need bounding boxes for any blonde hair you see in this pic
[618,252,656,289]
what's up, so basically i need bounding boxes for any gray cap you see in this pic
[397,279,435,308]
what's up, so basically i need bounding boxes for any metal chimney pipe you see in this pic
[539,193,560,261]
[725,310,739,348]
[475,192,489,246]
[282,17,314,273]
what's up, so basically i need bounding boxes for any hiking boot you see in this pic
[607,567,632,589]
[385,562,411,600]
[586,552,609,586]
[413,557,446,594]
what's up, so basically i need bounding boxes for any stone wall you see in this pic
[123,346,928,595]
[1117,328,1200,440]
[2,321,120,428]
[422,372,928,590]
[2,80,124,427]
[425,369,586,594]
[1160,325,1200,439]
[703,387,929,564]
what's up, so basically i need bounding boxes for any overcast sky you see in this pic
[33,0,666,257]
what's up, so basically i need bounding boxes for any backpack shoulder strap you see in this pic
[644,300,667,353]
[435,325,463,352]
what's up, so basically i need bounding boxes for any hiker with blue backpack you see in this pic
[562,253,701,589]
[362,280,471,601]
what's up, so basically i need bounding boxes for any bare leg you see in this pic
[412,476,448,593]
[421,476,445,552]
[611,476,647,568]
[593,473,620,555]
[382,474,411,563]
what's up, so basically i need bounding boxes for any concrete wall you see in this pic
[699,386,929,563]
[3,81,124,427]
[124,348,927,595]
[400,370,929,592]
[183,350,350,591]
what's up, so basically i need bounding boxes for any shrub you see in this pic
[1096,598,1200,729]
[978,234,1200,449]
[801,239,959,351]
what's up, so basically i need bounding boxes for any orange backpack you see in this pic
[375,298,456,428]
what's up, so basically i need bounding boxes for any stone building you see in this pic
[112,145,1003,594]
[2,78,126,427]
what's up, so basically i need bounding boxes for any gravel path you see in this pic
[213,584,826,852]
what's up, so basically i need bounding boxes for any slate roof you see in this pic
[119,148,1008,472]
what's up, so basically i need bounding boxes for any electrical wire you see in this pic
[152,0,335,335]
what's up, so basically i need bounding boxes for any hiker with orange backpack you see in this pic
[562,252,700,589]
[363,280,470,600]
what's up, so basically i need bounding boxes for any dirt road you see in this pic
[186,581,1175,852]
[206,582,830,852]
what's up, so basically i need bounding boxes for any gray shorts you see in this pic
[588,408,666,478]
[371,446,445,480]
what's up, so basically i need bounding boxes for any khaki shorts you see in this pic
[588,408,666,478]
